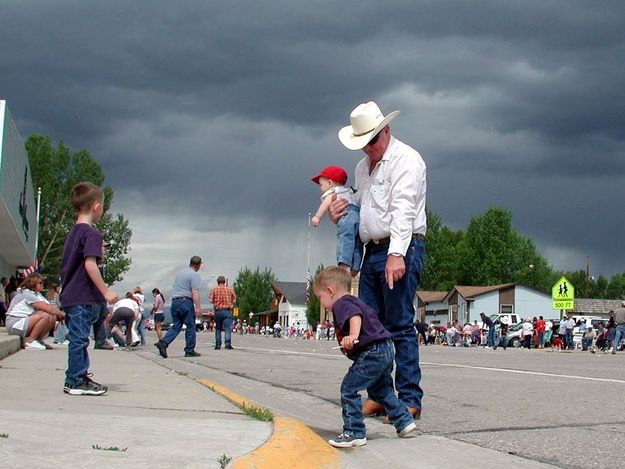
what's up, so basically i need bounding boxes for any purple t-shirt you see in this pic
[333,294,390,358]
[60,223,105,307]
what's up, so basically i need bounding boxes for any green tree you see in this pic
[25,135,132,285]
[233,266,276,317]
[607,273,625,299]
[305,264,324,326]
[421,210,463,291]
[455,206,552,291]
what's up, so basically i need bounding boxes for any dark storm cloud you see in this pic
[1,0,624,279]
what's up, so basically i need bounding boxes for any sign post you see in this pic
[551,276,575,318]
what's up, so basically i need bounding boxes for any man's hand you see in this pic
[385,255,405,290]
[311,216,320,227]
[105,290,120,304]
[195,307,203,318]
[328,197,348,224]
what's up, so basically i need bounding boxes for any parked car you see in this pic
[490,313,522,326]
[505,323,524,348]
[477,313,523,330]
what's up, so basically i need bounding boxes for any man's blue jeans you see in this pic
[487,327,496,347]
[341,339,414,438]
[566,330,574,349]
[336,204,363,271]
[612,324,625,353]
[214,309,233,348]
[161,298,196,353]
[359,238,424,410]
[64,304,94,386]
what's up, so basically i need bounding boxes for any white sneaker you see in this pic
[328,433,367,448]
[398,421,417,438]
[25,340,46,350]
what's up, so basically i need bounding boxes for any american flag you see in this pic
[305,270,313,304]
[21,257,39,278]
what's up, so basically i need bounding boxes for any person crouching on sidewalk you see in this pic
[313,266,417,448]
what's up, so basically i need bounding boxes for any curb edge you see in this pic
[197,378,340,469]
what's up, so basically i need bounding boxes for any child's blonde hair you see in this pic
[70,182,104,213]
[313,266,351,293]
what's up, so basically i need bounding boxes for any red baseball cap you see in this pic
[311,165,348,185]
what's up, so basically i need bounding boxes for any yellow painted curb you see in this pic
[197,379,340,469]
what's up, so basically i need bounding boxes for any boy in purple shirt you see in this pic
[313,266,417,448]
[60,182,119,395]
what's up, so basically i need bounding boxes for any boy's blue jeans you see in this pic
[336,204,363,271]
[359,238,424,410]
[64,304,94,386]
[341,339,413,438]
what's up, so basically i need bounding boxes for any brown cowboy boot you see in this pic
[383,406,421,424]
[362,399,386,417]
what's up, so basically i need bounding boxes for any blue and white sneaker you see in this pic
[398,421,417,438]
[328,432,367,448]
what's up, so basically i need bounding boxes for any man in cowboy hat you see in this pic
[330,101,426,422]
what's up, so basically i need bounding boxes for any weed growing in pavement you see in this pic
[175,370,189,376]
[0,433,8,438]
[203,382,273,421]
[92,444,128,452]
[241,403,274,422]
[218,453,232,468]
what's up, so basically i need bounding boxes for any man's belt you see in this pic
[367,233,424,248]
[215,307,233,311]
[172,296,192,301]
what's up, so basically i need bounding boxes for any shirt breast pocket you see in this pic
[370,178,389,209]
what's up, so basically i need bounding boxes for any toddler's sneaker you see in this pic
[328,432,367,448]
[398,421,417,438]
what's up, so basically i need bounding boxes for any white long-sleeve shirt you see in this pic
[354,136,427,256]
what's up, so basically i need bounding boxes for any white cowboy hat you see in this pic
[500,316,510,325]
[338,101,400,150]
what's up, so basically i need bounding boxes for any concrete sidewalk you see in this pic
[0,335,272,468]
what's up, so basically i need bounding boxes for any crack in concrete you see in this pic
[439,419,625,436]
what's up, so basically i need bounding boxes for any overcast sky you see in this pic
[2,1,624,299]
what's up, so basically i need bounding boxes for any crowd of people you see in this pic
[417,310,625,354]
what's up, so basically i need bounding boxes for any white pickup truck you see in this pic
[476,313,522,329]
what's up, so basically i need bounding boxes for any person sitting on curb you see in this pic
[5,273,65,350]
[581,325,596,351]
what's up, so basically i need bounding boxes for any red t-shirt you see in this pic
[536,320,545,333]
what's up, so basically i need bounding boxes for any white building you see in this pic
[271,281,309,330]
[444,283,553,324]
[0,101,38,278]
[417,283,554,325]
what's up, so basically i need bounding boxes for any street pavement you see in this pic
[2,327,623,468]
[165,331,624,469]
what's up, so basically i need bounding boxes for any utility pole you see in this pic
[585,256,590,298]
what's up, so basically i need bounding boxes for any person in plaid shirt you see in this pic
[209,276,236,350]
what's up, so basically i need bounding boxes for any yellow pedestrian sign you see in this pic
[552,276,574,310]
